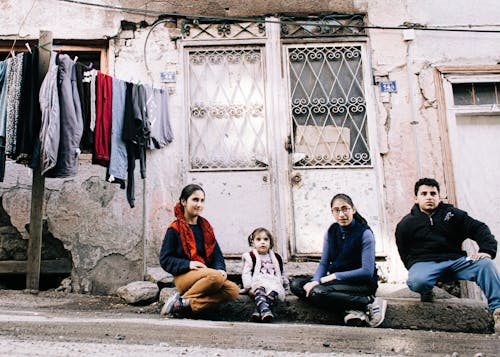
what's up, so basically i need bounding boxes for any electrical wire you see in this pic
[55,0,500,34]
[4,0,38,61]
[143,20,173,90]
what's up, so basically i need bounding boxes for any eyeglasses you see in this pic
[331,206,352,215]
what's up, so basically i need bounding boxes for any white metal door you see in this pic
[284,44,384,255]
[453,114,500,267]
[185,46,273,255]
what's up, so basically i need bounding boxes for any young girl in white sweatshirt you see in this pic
[241,227,289,322]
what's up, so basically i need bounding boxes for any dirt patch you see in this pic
[0,289,159,315]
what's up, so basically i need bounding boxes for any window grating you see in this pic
[188,48,268,170]
[287,45,370,167]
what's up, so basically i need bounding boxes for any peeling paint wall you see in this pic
[1,0,499,291]
[367,0,500,279]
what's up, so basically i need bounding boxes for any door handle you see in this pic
[285,135,293,153]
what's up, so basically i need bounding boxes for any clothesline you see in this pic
[0,47,174,208]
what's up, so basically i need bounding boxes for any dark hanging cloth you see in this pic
[16,49,40,165]
[75,62,92,151]
[122,82,150,208]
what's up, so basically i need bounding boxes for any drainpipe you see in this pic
[404,29,422,178]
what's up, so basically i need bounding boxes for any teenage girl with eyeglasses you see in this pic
[290,193,387,327]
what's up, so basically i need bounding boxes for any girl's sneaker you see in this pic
[160,292,180,316]
[368,297,387,327]
[250,310,261,322]
[261,310,274,322]
[344,310,368,326]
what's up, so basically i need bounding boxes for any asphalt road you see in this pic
[0,307,499,356]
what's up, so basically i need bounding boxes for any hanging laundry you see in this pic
[38,52,60,175]
[75,62,92,151]
[122,82,151,208]
[107,77,127,187]
[145,85,173,149]
[0,58,12,182]
[5,53,24,159]
[16,48,41,164]
[44,54,83,178]
[93,71,112,166]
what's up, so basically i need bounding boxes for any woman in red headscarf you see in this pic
[159,184,239,317]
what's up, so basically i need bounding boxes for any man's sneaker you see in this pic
[160,291,180,316]
[344,310,368,326]
[261,310,274,323]
[494,308,500,334]
[368,297,387,328]
[420,291,434,303]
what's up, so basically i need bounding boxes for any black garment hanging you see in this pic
[122,82,151,208]
[16,48,41,164]
[75,62,93,151]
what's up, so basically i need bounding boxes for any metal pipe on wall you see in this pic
[404,29,422,178]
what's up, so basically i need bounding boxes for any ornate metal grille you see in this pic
[281,15,365,38]
[182,20,266,40]
[287,45,371,167]
[188,48,268,170]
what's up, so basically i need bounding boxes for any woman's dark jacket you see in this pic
[159,224,226,276]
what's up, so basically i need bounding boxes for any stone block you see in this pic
[146,267,173,284]
[117,281,159,305]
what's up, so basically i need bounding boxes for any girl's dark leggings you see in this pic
[291,276,376,311]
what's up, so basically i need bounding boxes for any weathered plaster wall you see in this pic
[1,0,499,290]
[366,0,500,279]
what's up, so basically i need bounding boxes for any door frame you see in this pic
[435,65,500,204]
[179,20,289,258]
[436,66,500,299]
[279,41,386,257]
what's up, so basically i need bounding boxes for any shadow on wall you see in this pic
[0,197,72,290]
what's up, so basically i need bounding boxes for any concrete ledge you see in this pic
[159,286,494,334]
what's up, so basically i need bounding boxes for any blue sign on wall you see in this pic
[380,81,397,93]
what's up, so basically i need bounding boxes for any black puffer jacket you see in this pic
[395,202,497,269]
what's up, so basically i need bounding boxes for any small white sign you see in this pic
[160,71,176,83]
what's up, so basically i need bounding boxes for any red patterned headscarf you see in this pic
[168,202,217,264]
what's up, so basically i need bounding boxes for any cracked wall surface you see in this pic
[1,0,499,289]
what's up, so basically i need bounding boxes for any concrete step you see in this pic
[148,266,495,334]
[158,284,494,334]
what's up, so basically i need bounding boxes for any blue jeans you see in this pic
[407,257,500,310]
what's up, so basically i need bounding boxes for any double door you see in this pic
[184,43,384,258]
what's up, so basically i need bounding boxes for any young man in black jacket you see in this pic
[395,178,500,333]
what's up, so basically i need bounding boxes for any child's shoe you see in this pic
[250,310,261,322]
[261,310,274,322]
[344,310,368,326]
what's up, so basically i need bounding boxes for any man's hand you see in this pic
[189,261,207,270]
[303,281,320,297]
[472,252,492,261]
[217,269,227,279]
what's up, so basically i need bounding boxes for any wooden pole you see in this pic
[26,30,52,292]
